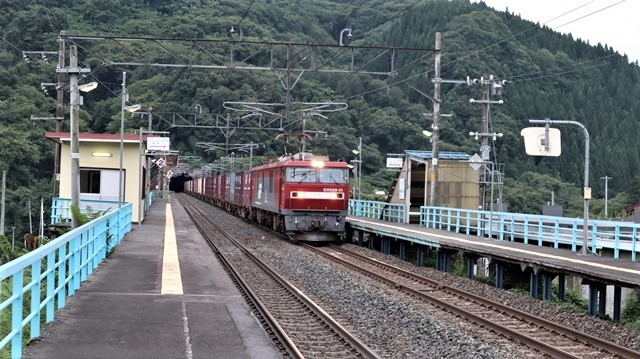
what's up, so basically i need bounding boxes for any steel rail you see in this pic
[179,196,379,358]
[308,244,640,359]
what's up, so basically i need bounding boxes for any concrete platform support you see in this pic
[357,230,364,247]
[588,284,598,316]
[346,225,354,244]
[416,246,424,267]
[598,284,607,316]
[368,234,374,250]
[495,261,504,289]
[399,241,406,260]
[558,274,566,301]
[613,286,622,321]
[588,283,607,316]
[542,273,555,301]
[530,272,539,299]
[381,237,390,254]
[436,250,451,272]
[466,256,476,279]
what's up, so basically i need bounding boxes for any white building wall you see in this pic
[58,139,146,223]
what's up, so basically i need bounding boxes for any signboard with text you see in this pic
[386,157,403,168]
[147,137,170,151]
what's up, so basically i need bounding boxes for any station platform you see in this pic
[22,195,279,359]
[347,216,640,287]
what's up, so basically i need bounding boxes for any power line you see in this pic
[344,0,625,100]
[39,0,61,34]
[235,0,256,29]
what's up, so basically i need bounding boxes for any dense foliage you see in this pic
[2,0,640,237]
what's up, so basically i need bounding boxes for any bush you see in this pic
[621,291,640,330]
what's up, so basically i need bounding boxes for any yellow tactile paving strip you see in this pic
[161,203,184,295]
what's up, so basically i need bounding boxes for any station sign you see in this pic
[147,137,170,151]
[386,157,404,168]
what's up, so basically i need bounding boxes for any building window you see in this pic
[80,170,101,194]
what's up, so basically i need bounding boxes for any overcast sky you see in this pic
[471,0,638,62]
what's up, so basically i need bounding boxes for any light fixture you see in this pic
[92,152,112,157]
[422,130,433,137]
[124,104,141,112]
[78,82,98,92]
[339,28,353,46]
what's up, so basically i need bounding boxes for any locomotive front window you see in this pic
[286,168,348,183]
[318,169,348,184]
[287,168,317,183]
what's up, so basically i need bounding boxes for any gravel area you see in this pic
[186,194,640,358]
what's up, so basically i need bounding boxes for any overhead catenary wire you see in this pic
[39,0,61,34]
[234,0,256,29]
[344,0,625,100]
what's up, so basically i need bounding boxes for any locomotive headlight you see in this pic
[310,160,325,168]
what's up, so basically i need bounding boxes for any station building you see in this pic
[388,150,481,222]
[45,132,149,223]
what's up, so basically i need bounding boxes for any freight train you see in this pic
[185,155,350,242]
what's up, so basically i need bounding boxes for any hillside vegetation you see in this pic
[2,0,640,235]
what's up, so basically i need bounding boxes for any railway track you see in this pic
[306,244,640,359]
[178,196,379,359]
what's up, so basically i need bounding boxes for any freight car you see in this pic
[186,155,350,242]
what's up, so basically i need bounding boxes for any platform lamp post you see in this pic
[352,137,362,200]
[119,72,141,210]
[529,119,592,255]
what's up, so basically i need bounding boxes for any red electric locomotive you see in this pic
[250,157,349,242]
[187,155,350,242]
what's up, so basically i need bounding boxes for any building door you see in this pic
[100,169,121,202]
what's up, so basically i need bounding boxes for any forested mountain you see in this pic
[2,0,640,234]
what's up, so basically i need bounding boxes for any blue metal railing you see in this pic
[50,198,127,225]
[348,200,406,223]
[420,206,639,261]
[0,203,132,358]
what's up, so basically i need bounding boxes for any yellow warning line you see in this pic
[161,203,184,294]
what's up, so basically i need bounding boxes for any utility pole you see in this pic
[148,107,153,131]
[69,46,81,227]
[430,32,441,207]
[54,31,66,197]
[469,75,506,210]
[357,137,362,200]
[601,176,612,218]
[24,32,67,197]
[57,45,91,228]
[1,170,5,236]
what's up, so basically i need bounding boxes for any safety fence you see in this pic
[420,206,638,261]
[0,203,132,358]
[348,200,406,223]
